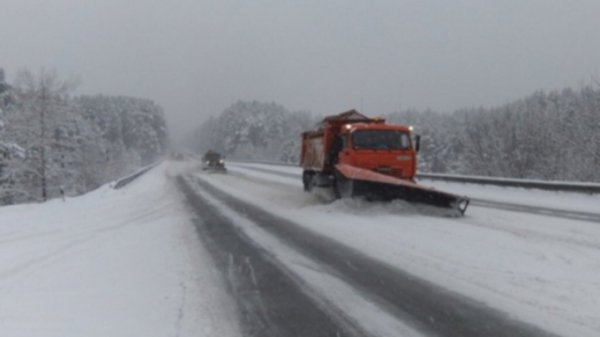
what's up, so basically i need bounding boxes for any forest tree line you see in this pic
[0,68,168,205]
[191,86,600,183]
[189,100,316,164]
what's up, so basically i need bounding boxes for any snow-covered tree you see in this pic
[396,87,600,182]
[0,69,169,206]
[1,69,74,201]
[70,95,168,187]
[190,101,316,163]
[190,87,600,183]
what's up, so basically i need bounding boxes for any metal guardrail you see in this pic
[113,162,160,189]
[417,173,600,194]
[228,159,600,194]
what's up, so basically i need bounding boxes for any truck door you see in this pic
[336,134,351,165]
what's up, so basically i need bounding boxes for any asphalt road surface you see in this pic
[177,174,559,337]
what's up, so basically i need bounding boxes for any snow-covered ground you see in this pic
[2,159,599,337]
[202,162,600,337]
[229,161,600,214]
[0,162,240,337]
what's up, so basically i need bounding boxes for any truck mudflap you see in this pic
[334,164,470,215]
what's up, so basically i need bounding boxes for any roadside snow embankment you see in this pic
[0,161,239,337]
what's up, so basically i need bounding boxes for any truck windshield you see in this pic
[204,152,221,161]
[352,130,411,150]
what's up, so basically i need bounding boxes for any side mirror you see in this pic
[414,135,421,152]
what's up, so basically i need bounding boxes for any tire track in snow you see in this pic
[184,174,559,337]
[178,176,370,337]
[0,204,173,287]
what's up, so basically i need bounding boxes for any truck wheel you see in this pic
[302,171,314,191]
[333,171,353,199]
[332,179,341,198]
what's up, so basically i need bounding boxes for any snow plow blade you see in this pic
[334,164,470,215]
[202,166,227,173]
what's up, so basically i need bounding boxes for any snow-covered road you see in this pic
[2,159,599,337]
[194,161,600,337]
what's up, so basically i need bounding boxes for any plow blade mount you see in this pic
[334,164,470,215]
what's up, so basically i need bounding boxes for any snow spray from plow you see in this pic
[334,164,470,215]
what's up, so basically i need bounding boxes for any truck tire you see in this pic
[333,171,353,198]
[302,170,314,191]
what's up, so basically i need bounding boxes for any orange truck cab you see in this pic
[301,110,420,190]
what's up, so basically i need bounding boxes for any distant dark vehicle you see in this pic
[170,151,184,161]
[202,150,226,172]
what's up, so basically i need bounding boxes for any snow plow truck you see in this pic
[300,110,469,215]
[201,150,227,172]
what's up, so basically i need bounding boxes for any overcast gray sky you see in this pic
[2,0,600,134]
